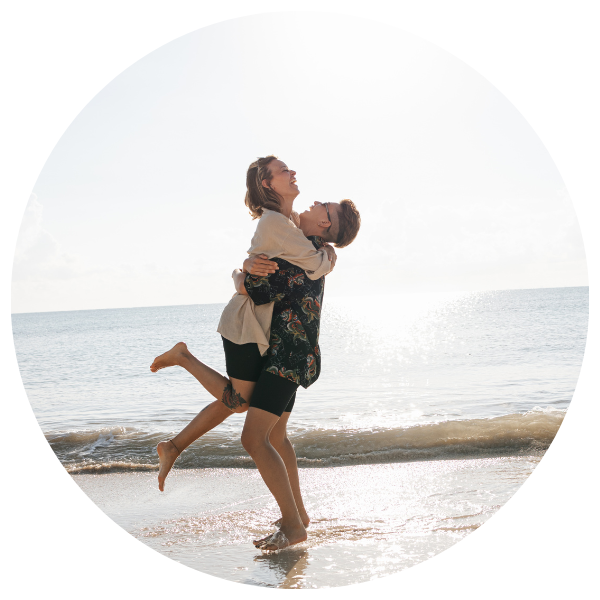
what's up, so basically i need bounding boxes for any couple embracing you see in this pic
[150,156,361,551]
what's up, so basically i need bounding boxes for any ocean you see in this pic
[12,286,587,587]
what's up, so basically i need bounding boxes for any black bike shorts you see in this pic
[221,336,298,416]
[250,371,298,417]
[222,336,267,382]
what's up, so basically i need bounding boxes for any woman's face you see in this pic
[263,160,299,200]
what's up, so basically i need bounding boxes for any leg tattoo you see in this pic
[221,382,248,411]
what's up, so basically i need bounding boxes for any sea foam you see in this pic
[58,409,564,473]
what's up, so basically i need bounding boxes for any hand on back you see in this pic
[243,254,279,276]
[243,246,336,278]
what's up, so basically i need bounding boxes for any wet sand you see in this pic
[74,455,540,588]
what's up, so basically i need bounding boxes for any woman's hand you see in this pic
[232,269,249,296]
[323,244,337,273]
[243,254,279,276]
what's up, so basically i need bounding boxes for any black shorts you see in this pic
[222,336,267,382]
[221,336,298,417]
[250,371,298,417]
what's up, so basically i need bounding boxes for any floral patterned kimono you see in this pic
[244,236,326,389]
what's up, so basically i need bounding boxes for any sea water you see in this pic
[12,286,588,587]
[13,286,587,471]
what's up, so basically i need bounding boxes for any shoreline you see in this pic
[65,444,547,474]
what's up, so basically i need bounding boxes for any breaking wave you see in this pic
[49,408,565,474]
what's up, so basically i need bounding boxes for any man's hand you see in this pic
[323,244,337,274]
[243,254,279,276]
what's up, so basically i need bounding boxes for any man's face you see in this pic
[299,201,337,236]
[263,160,299,199]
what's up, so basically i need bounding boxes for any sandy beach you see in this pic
[74,454,541,588]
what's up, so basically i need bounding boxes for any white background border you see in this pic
[2,2,598,598]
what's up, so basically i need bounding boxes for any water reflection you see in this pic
[254,547,311,589]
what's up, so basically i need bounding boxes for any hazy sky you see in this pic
[11,13,587,314]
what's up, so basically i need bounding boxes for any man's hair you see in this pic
[326,199,361,248]
[244,155,282,219]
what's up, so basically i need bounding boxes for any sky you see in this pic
[11,12,587,314]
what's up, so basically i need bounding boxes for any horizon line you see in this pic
[10,284,589,317]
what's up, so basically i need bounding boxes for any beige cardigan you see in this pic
[217,209,332,356]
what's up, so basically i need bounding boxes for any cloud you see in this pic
[10,195,237,313]
[12,193,82,282]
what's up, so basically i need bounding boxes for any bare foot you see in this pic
[150,342,188,373]
[157,440,180,491]
[254,521,307,552]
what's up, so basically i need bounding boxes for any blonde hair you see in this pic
[244,155,282,219]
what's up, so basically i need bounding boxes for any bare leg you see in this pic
[151,342,228,398]
[269,411,310,528]
[156,400,233,491]
[151,342,255,490]
[241,408,307,550]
